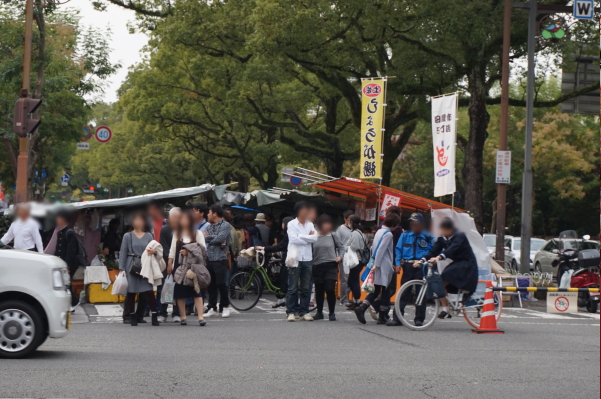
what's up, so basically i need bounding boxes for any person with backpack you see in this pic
[345,215,369,310]
[53,210,82,306]
[353,213,401,324]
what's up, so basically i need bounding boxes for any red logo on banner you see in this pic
[362,83,382,98]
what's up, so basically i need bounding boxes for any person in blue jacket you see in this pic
[387,212,433,327]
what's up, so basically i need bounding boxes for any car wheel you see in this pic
[0,300,45,359]
[534,262,542,273]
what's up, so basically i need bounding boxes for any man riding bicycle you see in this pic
[389,213,433,327]
[417,217,478,319]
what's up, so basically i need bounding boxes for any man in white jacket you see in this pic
[286,201,317,321]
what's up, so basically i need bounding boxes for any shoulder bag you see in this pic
[361,230,390,282]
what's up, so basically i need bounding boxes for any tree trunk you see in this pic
[462,70,489,232]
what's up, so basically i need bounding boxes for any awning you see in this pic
[312,177,465,213]
[69,184,216,210]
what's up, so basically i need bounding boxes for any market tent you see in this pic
[311,177,465,213]
[242,189,351,218]
[69,184,217,210]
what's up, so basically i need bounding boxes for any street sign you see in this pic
[547,292,578,313]
[82,125,93,141]
[60,174,70,183]
[41,170,46,179]
[495,151,511,184]
[77,142,90,150]
[95,125,112,143]
[289,174,302,187]
[280,167,294,183]
[573,0,594,19]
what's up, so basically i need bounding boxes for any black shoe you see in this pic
[151,312,159,326]
[314,312,324,320]
[123,318,130,324]
[415,320,424,327]
[130,314,137,326]
[180,319,187,326]
[438,311,452,319]
[386,319,403,326]
[376,310,389,325]
[143,309,150,317]
[354,303,368,324]
[272,301,285,309]
[198,320,206,326]
[329,313,336,321]
[137,318,147,323]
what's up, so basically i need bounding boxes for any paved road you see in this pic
[1,296,599,398]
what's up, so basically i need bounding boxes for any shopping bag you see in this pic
[286,244,299,268]
[111,271,128,296]
[343,247,359,273]
[161,275,176,304]
[361,269,375,293]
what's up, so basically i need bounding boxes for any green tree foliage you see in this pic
[0,3,119,199]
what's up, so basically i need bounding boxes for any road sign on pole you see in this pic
[573,0,594,19]
[95,126,112,143]
[289,174,302,187]
[60,173,69,187]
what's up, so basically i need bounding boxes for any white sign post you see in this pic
[431,94,457,197]
[495,150,511,184]
[573,0,594,19]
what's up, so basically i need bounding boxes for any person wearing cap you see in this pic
[388,212,433,327]
[254,213,270,246]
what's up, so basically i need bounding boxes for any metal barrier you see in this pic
[492,287,599,293]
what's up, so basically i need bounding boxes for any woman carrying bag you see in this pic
[311,214,345,321]
[167,210,208,326]
[345,215,368,310]
[354,213,401,324]
[119,212,160,327]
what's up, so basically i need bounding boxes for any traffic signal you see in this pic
[13,97,41,137]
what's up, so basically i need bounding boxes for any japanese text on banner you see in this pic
[431,94,457,197]
[379,192,402,219]
[360,79,386,179]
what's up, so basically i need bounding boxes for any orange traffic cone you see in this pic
[472,280,504,334]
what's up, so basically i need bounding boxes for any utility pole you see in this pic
[519,0,537,274]
[495,0,513,263]
[15,0,34,204]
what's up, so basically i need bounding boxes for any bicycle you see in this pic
[228,250,285,311]
[393,262,503,331]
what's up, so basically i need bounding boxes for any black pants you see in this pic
[347,265,362,301]
[365,284,389,309]
[398,264,426,323]
[207,260,229,311]
[122,292,147,320]
[315,280,337,315]
[126,291,157,314]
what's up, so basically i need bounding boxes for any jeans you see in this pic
[286,261,312,316]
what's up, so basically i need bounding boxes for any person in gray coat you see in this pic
[119,212,160,327]
[354,213,401,324]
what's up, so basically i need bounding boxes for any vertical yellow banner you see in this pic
[360,78,386,179]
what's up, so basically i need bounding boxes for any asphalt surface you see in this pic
[1,296,599,399]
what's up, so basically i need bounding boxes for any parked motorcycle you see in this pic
[552,236,600,313]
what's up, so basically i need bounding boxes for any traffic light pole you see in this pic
[15,0,34,204]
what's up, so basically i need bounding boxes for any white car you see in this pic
[0,247,71,358]
[482,234,512,260]
[533,238,600,277]
[503,237,547,273]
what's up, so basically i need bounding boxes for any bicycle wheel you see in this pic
[394,280,439,331]
[463,289,503,329]
[228,271,262,311]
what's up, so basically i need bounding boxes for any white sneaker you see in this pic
[204,309,219,318]
[221,307,231,318]
[287,314,296,322]
[157,315,166,323]
[300,314,314,321]
[173,316,181,323]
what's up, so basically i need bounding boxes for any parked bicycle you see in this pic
[394,262,503,331]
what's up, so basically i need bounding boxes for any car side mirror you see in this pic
[552,249,559,254]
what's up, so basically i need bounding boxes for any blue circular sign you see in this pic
[290,175,302,187]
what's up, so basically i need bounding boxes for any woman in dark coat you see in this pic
[423,217,478,319]
[257,217,293,308]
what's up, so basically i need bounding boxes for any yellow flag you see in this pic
[360,78,386,179]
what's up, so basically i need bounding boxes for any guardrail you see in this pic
[492,287,599,293]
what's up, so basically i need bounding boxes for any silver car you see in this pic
[503,237,547,272]
[533,238,600,277]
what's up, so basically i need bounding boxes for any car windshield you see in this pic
[483,236,496,247]
[563,241,600,250]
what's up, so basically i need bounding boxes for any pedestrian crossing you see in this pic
[81,299,599,324]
